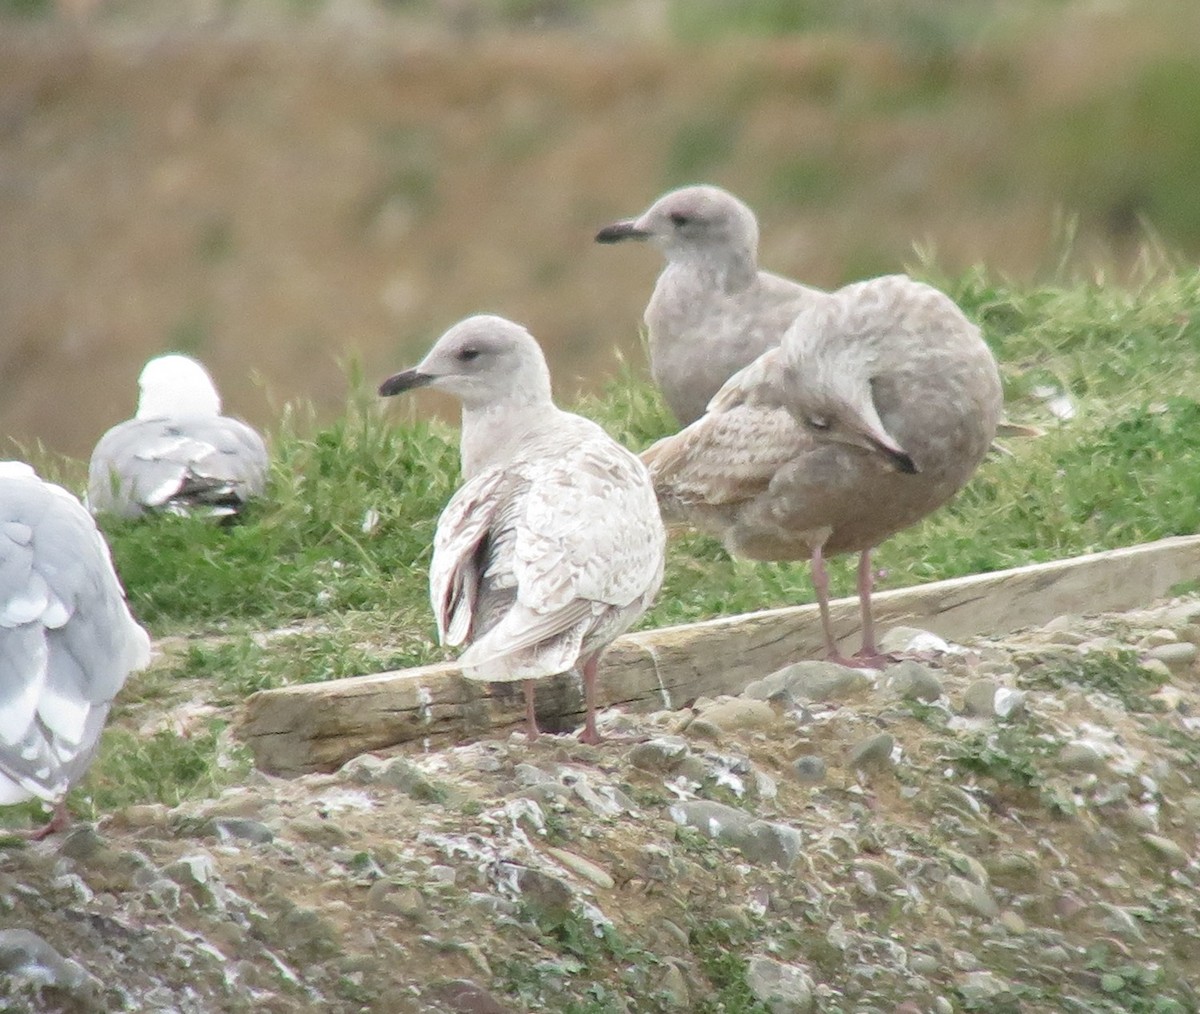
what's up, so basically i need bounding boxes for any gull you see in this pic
[595,183,823,426]
[1,462,151,838]
[88,354,269,518]
[641,274,1002,665]
[596,185,1037,449]
[379,315,666,743]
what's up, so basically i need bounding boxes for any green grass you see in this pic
[690,920,772,1014]
[1027,650,1169,714]
[7,263,1200,826]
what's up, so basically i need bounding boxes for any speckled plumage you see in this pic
[88,355,268,519]
[642,274,1002,659]
[0,462,150,819]
[433,413,665,686]
[381,316,665,741]
[596,184,823,426]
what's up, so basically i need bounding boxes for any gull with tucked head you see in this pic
[596,184,824,426]
[641,274,1002,665]
[88,354,269,519]
[0,461,151,839]
[380,315,666,743]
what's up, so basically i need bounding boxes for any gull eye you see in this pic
[668,212,692,227]
[457,347,480,362]
[806,415,830,431]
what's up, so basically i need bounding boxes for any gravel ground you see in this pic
[4,598,1200,1013]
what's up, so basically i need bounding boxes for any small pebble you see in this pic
[628,737,690,774]
[877,626,950,655]
[1057,743,1106,773]
[1140,658,1173,681]
[694,697,777,733]
[546,847,615,890]
[1147,642,1197,673]
[880,660,943,702]
[962,680,997,717]
[792,755,827,783]
[849,733,895,770]
[1141,833,1190,868]
[998,910,1026,934]
[942,875,998,918]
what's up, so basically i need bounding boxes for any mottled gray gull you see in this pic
[88,354,269,519]
[642,274,1001,665]
[596,184,824,426]
[379,315,666,743]
[0,462,151,838]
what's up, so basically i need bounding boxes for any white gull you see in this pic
[379,315,666,743]
[88,354,268,519]
[0,461,151,838]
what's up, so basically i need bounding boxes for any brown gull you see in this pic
[88,354,269,519]
[379,315,666,743]
[1,461,151,838]
[595,184,824,426]
[641,273,1002,664]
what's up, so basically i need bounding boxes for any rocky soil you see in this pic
[5,598,1200,1013]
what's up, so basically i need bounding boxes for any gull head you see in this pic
[379,315,553,411]
[798,398,918,475]
[595,184,759,265]
[787,351,918,475]
[136,355,222,420]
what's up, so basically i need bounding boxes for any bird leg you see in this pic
[853,549,884,663]
[523,679,540,743]
[578,652,603,745]
[810,545,844,660]
[812,546,889,669]
[850,550,898,668]
[19,800,71,841]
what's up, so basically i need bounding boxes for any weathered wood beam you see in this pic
[237,534,1200,775]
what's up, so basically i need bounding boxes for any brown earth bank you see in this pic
[3,597,1200,1011]
[1,4,1199,458]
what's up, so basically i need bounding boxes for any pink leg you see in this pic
[20,800,71,841]
[856,550,878,658]
[810,545,842,659]
[812,547,888,669]
[523,679,540,743]
[578,653,602,746]
[850,549,892,668]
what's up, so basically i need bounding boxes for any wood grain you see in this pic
[238,534,1200,775]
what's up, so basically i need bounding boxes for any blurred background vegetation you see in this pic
[1,0,1198,456]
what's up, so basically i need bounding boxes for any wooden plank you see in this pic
[238,534,1200,775]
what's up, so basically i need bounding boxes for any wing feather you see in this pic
[514,437,665,614]
[429,468,507,647]
[643,348,810,511]
[88,416,268,517]
[431,421,665,684]
[0,471,150,803]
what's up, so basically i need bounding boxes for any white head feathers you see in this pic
[136,355,222,420]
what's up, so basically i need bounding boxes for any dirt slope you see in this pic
[4,598,1200,1012]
